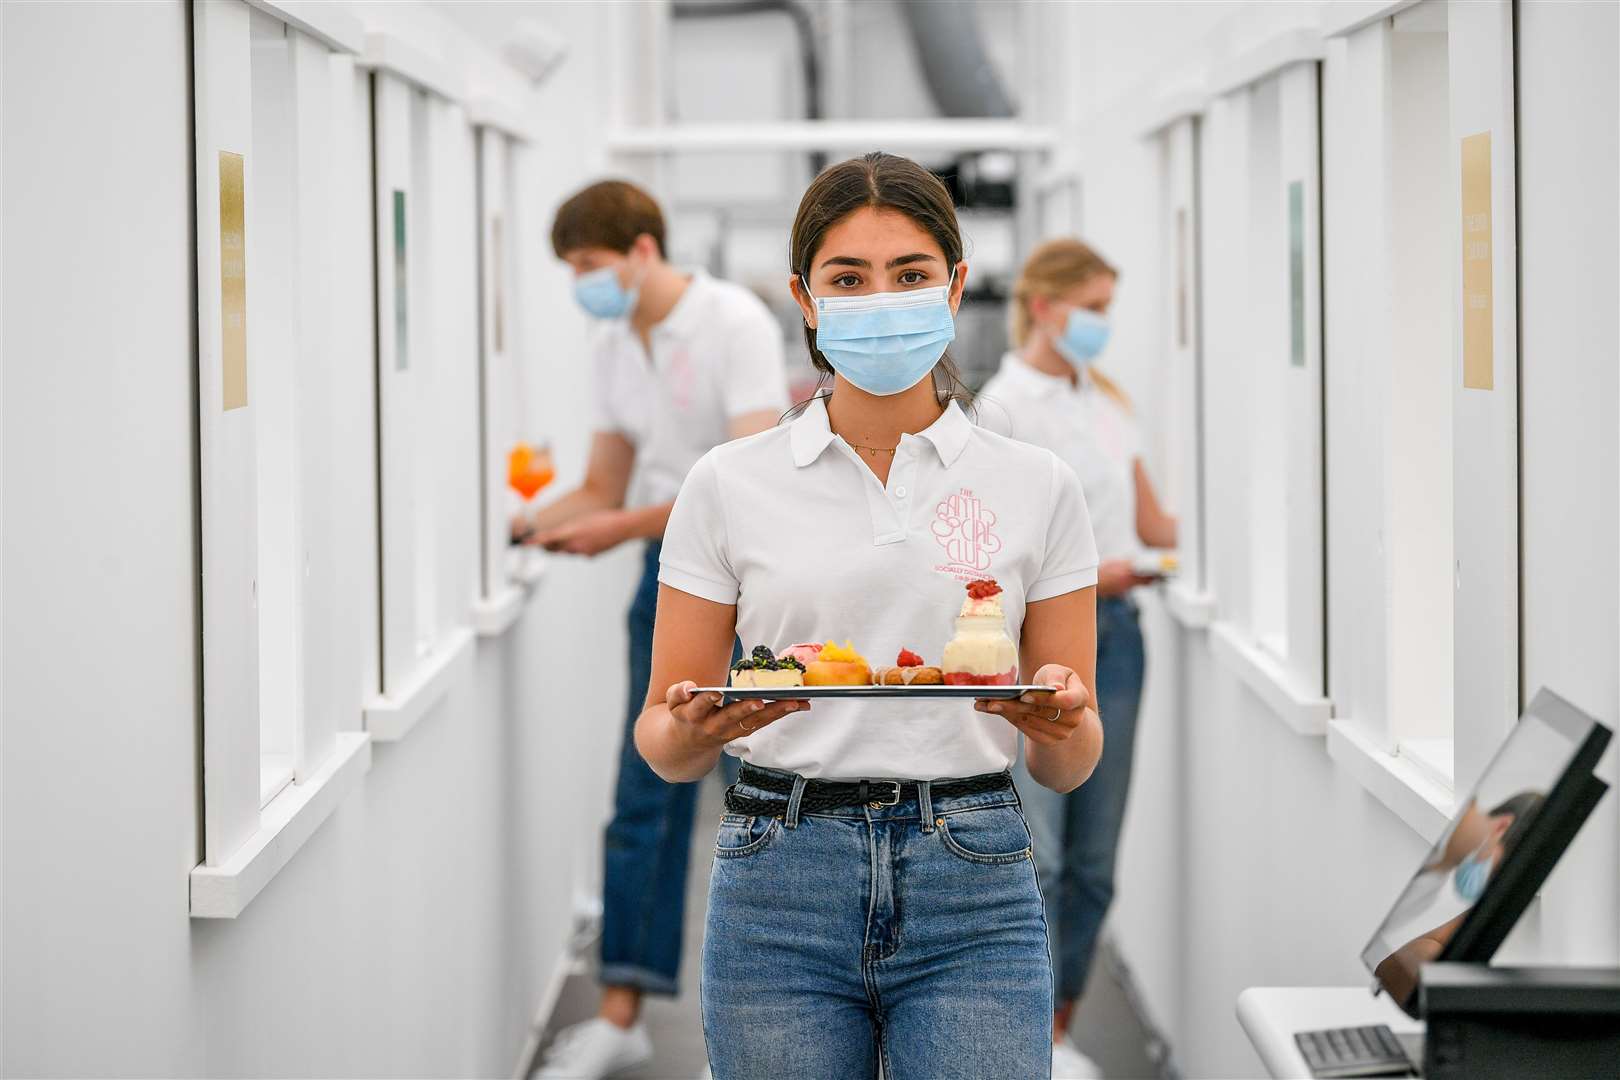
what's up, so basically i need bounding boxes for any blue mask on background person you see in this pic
[805,275,957,396]
[573,265,639,319]
[1054,307,1111,368]
[1454,847,1492,902]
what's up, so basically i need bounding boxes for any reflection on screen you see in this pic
[1359,712,1570,1003]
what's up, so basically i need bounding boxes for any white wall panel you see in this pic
[3,0,613,1073]
[1161,118,1207,595]
[477,129,514,601]
[429,100,480,642]
[1323,21,1395,741]
[289,31,339,778]
[373,71,423,695]
[331,59,382,714]
[247,10,301,792]
[1447,0,1519,794]
[1277,61,1324,694]
[1516,0,1620,969]
[193,0,261,867]
[1199,91,1254,628]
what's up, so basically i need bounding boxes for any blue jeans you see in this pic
[600,541,739,994]
[1015,595,1146,1004]
[702,767,1053,1080]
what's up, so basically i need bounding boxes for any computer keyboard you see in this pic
[1295,1023,1416,1078]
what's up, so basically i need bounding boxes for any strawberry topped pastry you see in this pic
[941,579,1018,686]
[730,645,806,689]
[804,640,872,686]
[875,648,944,686]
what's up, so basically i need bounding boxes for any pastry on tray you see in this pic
[941,579,1018,686]
[804,640,872,686]
[777,642,825,668]
[730,645,806,688]
[874,648,944,686]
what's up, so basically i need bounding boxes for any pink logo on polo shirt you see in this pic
[931,487,1001,579]
[665,347,696,410]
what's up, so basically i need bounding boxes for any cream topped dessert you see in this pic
[941,579,1018,686]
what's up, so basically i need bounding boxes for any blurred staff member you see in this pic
[521,180,788,1080]
[981,238,1177,1080]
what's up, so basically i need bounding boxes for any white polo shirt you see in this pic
[659,395,1099,780]
[979,352,1142,561]
[591,270,789,508]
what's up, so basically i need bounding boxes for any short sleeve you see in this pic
[718,298,789,421]
[658,452,739,604]
[1027,452,1100,602]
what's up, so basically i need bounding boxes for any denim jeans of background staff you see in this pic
[1017,594,1146,1001]
[602,540,739,993]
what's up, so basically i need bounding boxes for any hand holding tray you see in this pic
[695,684,1060,704]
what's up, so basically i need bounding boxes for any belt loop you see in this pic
[918,779,935,833]
[785,775,809,829]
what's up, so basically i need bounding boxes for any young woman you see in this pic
[981,238,1179,1079]
[635,154,1104,1080]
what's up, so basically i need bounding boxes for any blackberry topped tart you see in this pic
[729,645,806,689]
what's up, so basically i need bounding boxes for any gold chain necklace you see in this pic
[846,440,898,455]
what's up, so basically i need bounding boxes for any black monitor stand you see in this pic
[1419,962,1620,1080]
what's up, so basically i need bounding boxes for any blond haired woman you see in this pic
[980,238,1176,1079]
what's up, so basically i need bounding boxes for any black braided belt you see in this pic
[725,764,1015,817]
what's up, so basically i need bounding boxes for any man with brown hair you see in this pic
[523,179,787,1078]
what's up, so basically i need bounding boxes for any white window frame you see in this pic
[1198,35,1331,735]
[469,106,544,637]
[190,0,371,919]
[1145,109,1216,631]
[1320,0,1520,839]
[360,35,476,742]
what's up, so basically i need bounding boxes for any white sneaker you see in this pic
[533,1018,653,1078]
[1052,1036,1104,1080]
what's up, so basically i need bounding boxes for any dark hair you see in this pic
[551,179,666,259]
[1488,791,1545,858]
[787,152,974,414]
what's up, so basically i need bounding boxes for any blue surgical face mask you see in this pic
[573,264,639,320]
[805,274,957,396]
[1053,306,1111,368]
[1454,846,1492,902]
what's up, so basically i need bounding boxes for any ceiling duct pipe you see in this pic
[897,0,1017,119]
[671,0,827,174]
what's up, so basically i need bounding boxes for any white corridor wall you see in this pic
[1080,3,1620,1077]
[1,2,627,1075]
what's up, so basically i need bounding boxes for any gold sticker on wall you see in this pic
[1460,132,1492,390]
[219,151,247,410]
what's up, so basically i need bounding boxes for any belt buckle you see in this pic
[867,780,902,808]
